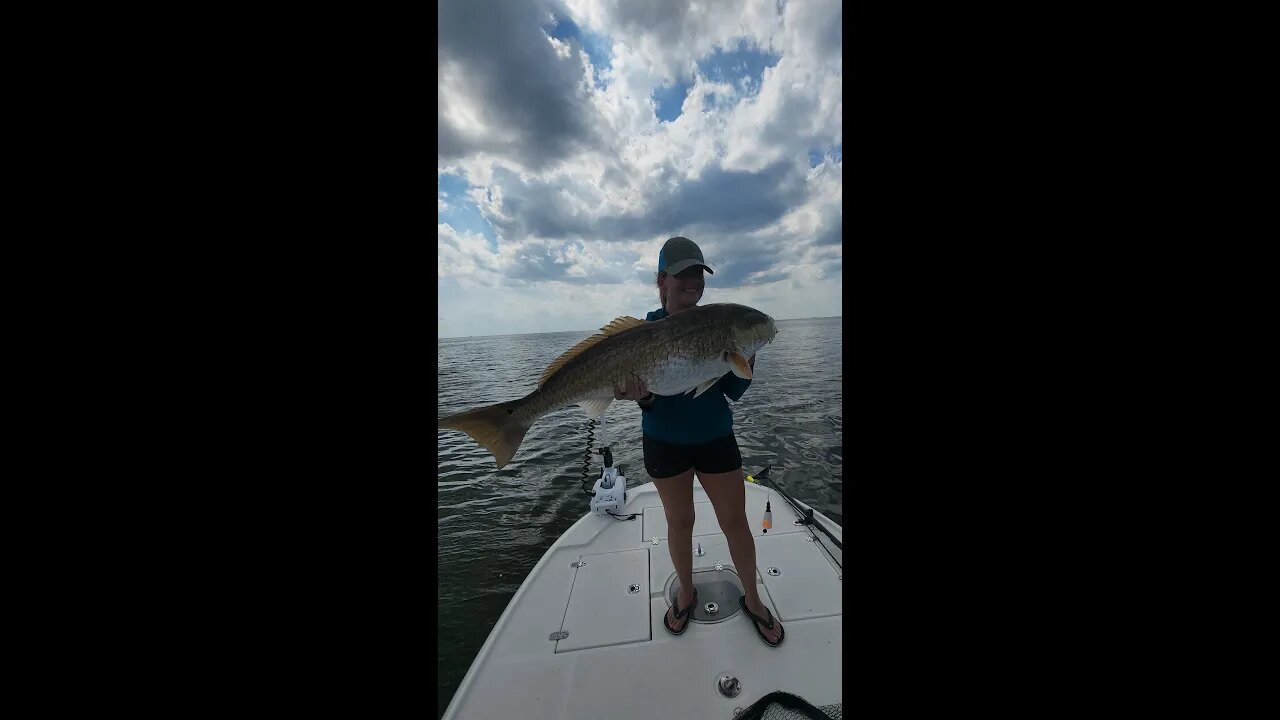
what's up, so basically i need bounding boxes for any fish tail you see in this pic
[438,399,530,470]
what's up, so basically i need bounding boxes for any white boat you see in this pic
[441,468,843,719]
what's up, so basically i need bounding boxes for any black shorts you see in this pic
[643,433,743,479]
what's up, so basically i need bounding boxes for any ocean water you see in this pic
[436,316,842,717]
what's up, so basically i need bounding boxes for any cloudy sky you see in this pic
[438,0,841,338]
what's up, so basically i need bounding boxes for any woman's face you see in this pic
[664,266,705,311]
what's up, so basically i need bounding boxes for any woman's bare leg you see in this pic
[698,467,783,643]
[653,468,696,631]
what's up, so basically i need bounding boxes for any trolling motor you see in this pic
[588,415,628,515]
[590,447,628,516]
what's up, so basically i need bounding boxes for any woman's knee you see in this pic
[716,508,750,535]
[666,508,695,533]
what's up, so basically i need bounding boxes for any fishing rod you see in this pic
[752,465,842,552]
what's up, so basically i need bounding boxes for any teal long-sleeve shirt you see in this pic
[640,307,752,445]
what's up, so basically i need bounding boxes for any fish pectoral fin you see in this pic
[728,351,753,379]
[692,378,719,397]
[579,397,613,419]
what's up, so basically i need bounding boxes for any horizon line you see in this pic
[437,315,841,340]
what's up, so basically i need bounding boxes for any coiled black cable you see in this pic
[581,418,597,496]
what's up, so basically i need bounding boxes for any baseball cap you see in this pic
[658,236,714,275]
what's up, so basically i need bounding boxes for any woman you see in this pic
[612,236,784,647]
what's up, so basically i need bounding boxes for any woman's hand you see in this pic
[613,373,650,401]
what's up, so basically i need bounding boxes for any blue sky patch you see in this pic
[809,144,844,167]
[438,173,497,250]
[696,40,780,94]
[545,14,613,82]
[653,80,691,123]
[655,41,778,122]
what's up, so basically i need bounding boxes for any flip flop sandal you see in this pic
[664,588,698,636]
[739,595,785,647]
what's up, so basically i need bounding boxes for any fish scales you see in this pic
[438,304,777,469]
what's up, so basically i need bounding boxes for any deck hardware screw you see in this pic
[718,675,741,698]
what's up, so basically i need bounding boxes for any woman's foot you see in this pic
[743,595,783,645]
[665,587,696,634]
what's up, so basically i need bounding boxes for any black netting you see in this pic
[737,691,840,720]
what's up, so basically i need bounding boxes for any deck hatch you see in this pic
[556,548,651,653]
[664,566,747,624]
[754,532,842,622]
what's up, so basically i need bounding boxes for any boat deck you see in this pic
[442,477,843,720]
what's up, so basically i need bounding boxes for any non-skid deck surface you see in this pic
[442,479,843,720]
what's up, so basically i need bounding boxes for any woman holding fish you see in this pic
[438,237,783,646]
[612,236,784,647]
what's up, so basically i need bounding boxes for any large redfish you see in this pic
[438,303,778,468]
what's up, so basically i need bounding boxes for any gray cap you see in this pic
[658,236,714,275]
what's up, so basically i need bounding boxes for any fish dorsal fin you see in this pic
[600,316,646,334]
[538,316,646,387]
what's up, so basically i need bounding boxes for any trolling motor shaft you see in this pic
[599,445,614,477]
